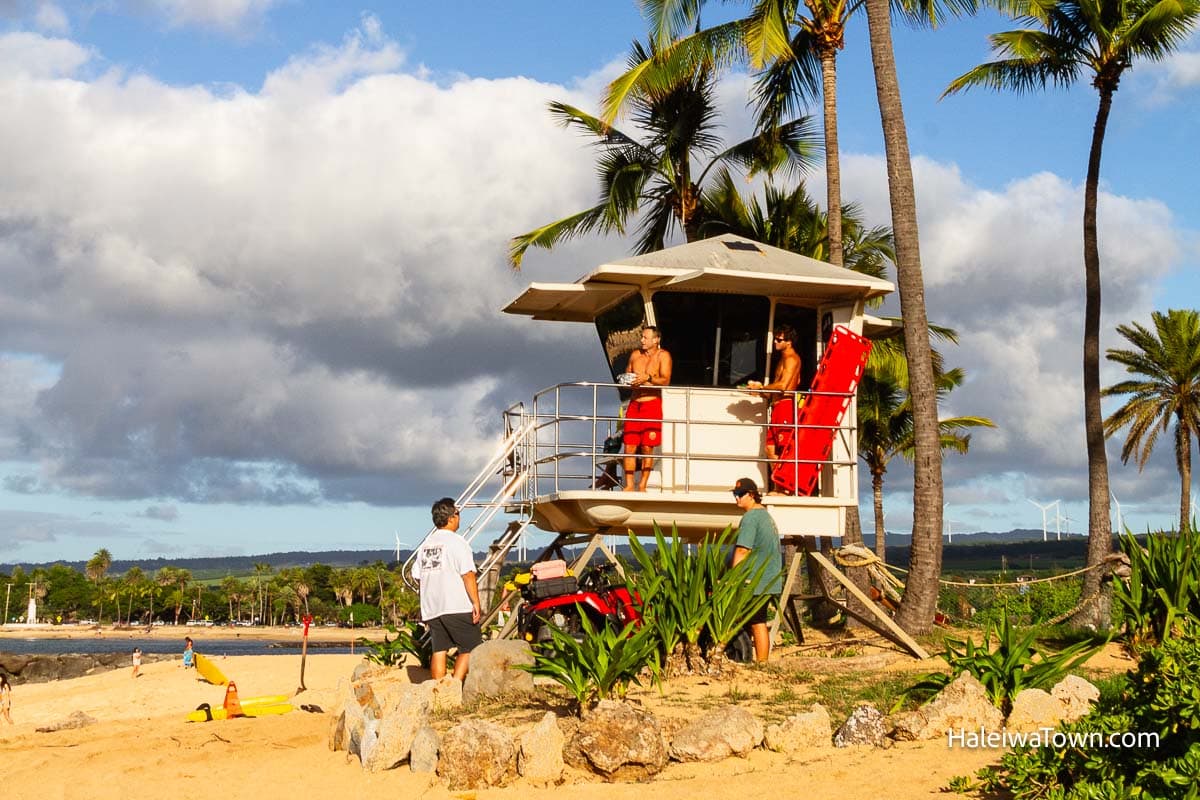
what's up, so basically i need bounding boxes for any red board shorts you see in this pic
[768,398,796,450]
[623,397,663,448]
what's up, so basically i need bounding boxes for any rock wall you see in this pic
[0,652,174,684]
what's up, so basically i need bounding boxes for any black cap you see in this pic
[733,477,758,494]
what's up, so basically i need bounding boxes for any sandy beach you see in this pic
[0,632,1019,800]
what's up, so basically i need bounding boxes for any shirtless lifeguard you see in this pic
[622,326,672,492]
[747,324,801,494]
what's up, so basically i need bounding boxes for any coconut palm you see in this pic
[508,39,817,269]
[122,566,145,625]
[944,0,1200,622]
[697,169,894,279]
[85,548,113,623]
[252,562,273,624]
[607,0,966,634]
[859,363,997,563]
[1103,309,1200,533]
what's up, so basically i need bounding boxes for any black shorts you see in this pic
[748,598,773,626]
[427,612,482,654]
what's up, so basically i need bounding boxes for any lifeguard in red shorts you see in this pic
[622,325,672,492]
[747,323,801,494]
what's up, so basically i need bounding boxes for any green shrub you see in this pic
[627,524,772,673]
[910,608,1104,714]
[339,603,381,627]
[519,613,661,714]
[980,625,1200,799]
[1113,528,1200,651]
[359,621,454,670]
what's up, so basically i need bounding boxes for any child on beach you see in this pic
[1,674,12,723]
[182,637,194,668]
[131,648,142,678]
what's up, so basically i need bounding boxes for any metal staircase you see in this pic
[401,411,535,589]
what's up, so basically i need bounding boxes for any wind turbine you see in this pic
[1028,499,1056,542]
[1111,492,1124,534]
[394,532,401,564]
[1059,511,1073,538]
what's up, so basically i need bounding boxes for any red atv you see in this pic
[516,562,641,644]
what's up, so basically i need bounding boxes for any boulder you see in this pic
[329,678,381,756]
[1007,689,1067,733]
[890,672,1004,742]
[1051,675,1099,722]
[563,700,668,780]
[669,705,764,762]
[409,725,440,773]
[461,640,535,704]
[833,704,889,748]
[764,704,833,753]
[518,712,566,785]
[361,684,433,772]
[425,675,462,712]
[437,719,516,790]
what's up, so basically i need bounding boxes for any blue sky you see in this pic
[0,1,1197,564]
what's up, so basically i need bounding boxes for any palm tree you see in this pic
[608,0,961,634]
[859,363,997,562]
[944,0,1200,623]
[698,170,894,278]
[252,562,273,624]
[1103,309,1200,533]
[122,566,145,625]
[85,548,112,623]
[509,39,817,269]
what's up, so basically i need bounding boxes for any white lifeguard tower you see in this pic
[404,234,925,656]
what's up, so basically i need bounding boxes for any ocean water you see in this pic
[0,637,356,657]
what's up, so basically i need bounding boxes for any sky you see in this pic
[0,1,1197,564]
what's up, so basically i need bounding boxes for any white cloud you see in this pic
[138,0,282,32]
[0,19,1191,532]
[0,31,90,77]
[34,1,67,33]
[0,19,608,505]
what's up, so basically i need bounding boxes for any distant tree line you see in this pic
[0,550,419,628]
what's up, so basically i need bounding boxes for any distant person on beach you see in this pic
[182,637,194,668]
[131,647,142,678]
[411,497,482,682]
[1,674,12,723]
[746,324,801,494]
[623,325,672,492]
[731,477,783,662]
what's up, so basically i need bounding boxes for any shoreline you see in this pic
[0,623,390,643]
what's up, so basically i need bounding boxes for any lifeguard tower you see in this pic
[404,233,925,656]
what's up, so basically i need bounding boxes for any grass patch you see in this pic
[812,671,917,720]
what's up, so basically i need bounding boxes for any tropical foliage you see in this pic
[0,558,418,628]
[1113,527,1200,652]
[1104,309,1200,534]
[910,608,1103,714]
[627,524,773,675]
[521,615,662,714]
[977,623,1200,799]
[945,0,1200,625]
[859,347,996,562]
[507,39,817,269]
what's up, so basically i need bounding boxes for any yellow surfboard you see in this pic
[185,697,294,722]
[193,653,228,686]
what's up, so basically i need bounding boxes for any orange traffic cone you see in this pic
[223,681,245,718]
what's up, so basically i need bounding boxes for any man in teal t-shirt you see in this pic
[731,477,782,662]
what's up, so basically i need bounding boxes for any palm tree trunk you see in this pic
[820,50,843,267]
[1078,88,1114,627]
[873,470,887,564]
[1179,414,1192,533]
[863,0,943,635]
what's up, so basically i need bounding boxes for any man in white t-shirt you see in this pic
[411,497,482,680]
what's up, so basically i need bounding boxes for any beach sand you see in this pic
[0,637,1014,800]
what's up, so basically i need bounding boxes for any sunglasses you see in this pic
[731,488,750,498]
[773,336,787,343]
